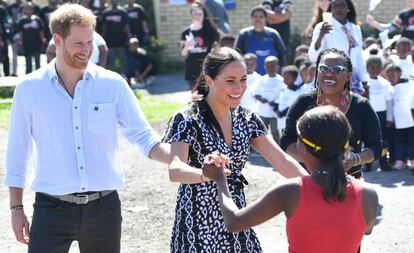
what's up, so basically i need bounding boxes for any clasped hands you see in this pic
[202,152,232,181]
[342,150,362,171]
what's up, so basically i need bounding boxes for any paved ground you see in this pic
[1,60,414,252]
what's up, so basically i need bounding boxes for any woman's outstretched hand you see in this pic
[202,152,231,181]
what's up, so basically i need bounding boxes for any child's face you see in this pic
[367,61,382,78]
[244,58,257,74]
[265,61,278,75]
[128,43,138,52]
[397,42,411,58]
[283,72,296,87]
[300,68,311,83]
[386,69,401,85]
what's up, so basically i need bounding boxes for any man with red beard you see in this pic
[4,4,170,253]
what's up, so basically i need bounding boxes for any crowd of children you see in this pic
[238,51,316,148]
[361,36,414,172]
[221,24,414,174]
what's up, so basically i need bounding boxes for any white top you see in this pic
[368,76,392,112]
[299,81,315,94]
[240,71,262,112]
[389,55,414,80]
[275,87,301,130]
[309,18,369,82]
[294,75,303,86]
[252,74,286,118]
[48,31,107,64]
[391,80,414,129]
[4,60,160,195]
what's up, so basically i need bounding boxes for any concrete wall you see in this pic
[154,0,406,63]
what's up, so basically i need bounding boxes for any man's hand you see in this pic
[11,209,30,244]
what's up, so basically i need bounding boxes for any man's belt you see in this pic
[42,190,114,205]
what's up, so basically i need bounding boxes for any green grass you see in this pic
[137,93,183,123]
[0,101,12,128]
[0,95,182,129]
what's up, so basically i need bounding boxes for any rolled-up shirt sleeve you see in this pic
[308,22,324,62]
[117,81,160,157]
[5,83,33,188]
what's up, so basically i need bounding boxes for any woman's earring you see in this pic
[316,86,324,105]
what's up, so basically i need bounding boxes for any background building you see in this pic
[154,0,405,63]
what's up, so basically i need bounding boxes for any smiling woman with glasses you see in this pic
[280,48,382,180]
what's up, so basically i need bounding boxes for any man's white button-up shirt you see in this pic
[5,60,160,195]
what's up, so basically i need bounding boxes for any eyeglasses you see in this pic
[317,64,349,74]
[192,11,203,16]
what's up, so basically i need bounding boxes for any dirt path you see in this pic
[1,125,413,252]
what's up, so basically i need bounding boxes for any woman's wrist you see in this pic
[200,172,206,183]
[351,152,362,166]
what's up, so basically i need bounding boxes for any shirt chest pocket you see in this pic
[88,103,116,133]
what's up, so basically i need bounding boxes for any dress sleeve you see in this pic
[280,94,313,151]
[162,112,193,144]
[360,99,382,160]
[249,112,268,139]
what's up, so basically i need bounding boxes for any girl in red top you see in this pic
[203,105,378,253]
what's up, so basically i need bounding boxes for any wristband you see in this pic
[352,153,361,166]
[10,204,24,211]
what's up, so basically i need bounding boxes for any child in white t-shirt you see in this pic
[240,53,262,112]
[386,64,414,170]
[298,61,316,94]
[253,55,285,143]
[273,65,301,132]
[389,37,414,79]
[366,56,393,171]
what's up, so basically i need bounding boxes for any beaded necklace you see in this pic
[316,89,352,114]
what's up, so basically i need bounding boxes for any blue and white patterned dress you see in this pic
[163,100,267,253]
